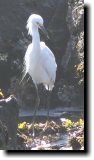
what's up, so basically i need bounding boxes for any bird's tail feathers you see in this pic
[44,84,54,91]
[19,68,27,85]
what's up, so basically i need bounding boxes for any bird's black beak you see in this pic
[40,25,49,39]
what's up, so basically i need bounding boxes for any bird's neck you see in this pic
[31,25,40,49]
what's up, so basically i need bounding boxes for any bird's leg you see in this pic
[47,89,51,121]
[32,85,40,137]
[39,90,51,136]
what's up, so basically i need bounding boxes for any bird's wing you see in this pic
[40,42,57,82]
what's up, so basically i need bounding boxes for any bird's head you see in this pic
[27,14,43,28]
[26,14,49,38]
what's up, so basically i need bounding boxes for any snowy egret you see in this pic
[22,14,57,135]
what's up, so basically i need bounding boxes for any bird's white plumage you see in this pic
[23,14,57,91]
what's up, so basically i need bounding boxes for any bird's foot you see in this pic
[39,120,50,137]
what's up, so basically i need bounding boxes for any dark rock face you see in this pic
[0,95,19,149]
[0,0,84,108]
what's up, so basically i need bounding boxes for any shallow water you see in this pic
[19,106,83,118]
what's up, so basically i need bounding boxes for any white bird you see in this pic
[22,14,57,132]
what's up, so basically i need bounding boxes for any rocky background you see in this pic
[0,0,84,109]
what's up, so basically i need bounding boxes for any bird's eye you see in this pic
[37,22,40,26]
